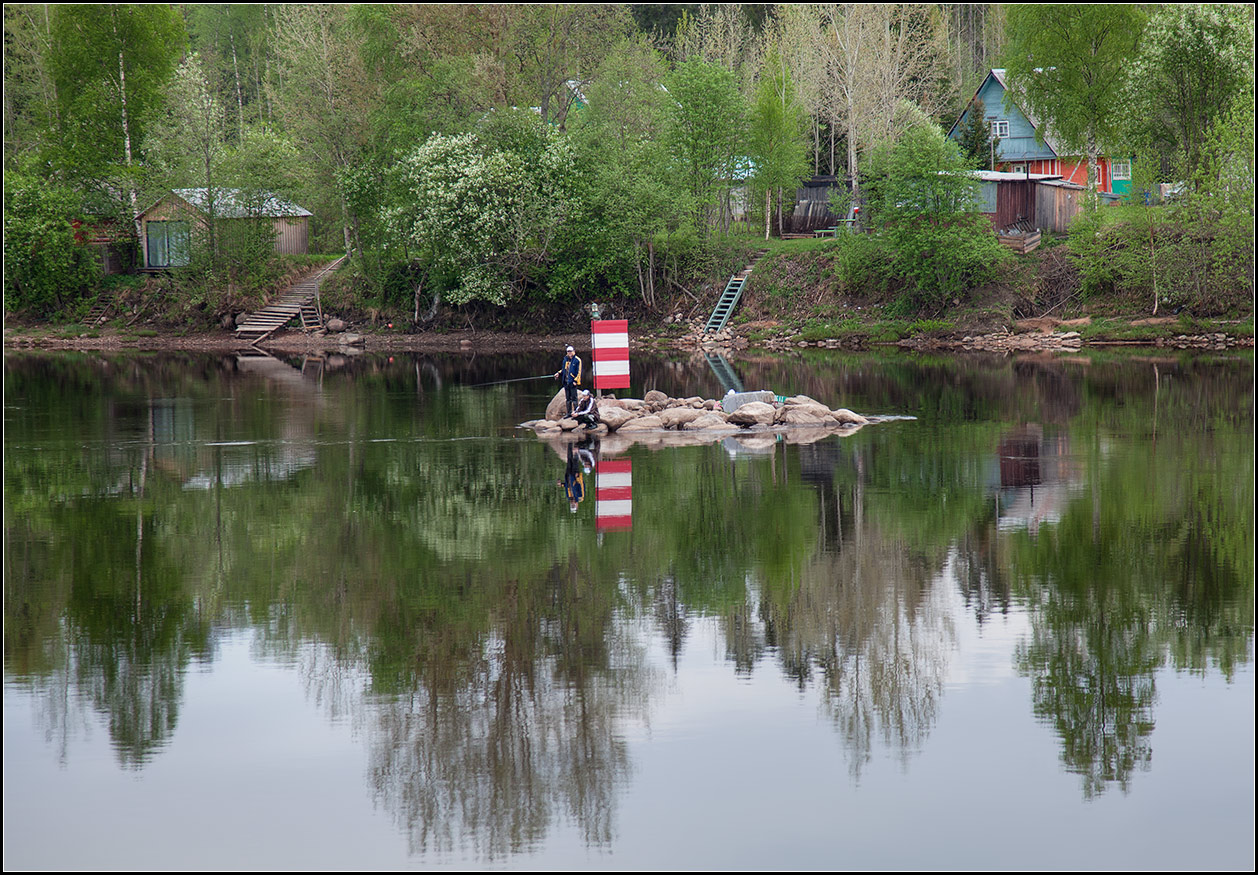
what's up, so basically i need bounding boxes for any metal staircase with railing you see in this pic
[704,250,767,335]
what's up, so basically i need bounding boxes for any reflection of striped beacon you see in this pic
[596,459,632,531]
[590,320,630,390]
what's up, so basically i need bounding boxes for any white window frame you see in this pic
[1009,163,1026,174]
[992,119,1010,138]
[1112,160,1132,181]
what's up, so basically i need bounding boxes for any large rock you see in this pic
[687,412,730,430]
[326,318,347,333]
[644,389,669,405]
[781,396,834,420]
[779,408,829,426]
[545,389,569,421]
[618,414,664,431]
[659,407,703,429]
[830,408,869,425]
[597,406,636,432]
[727,401,777,426]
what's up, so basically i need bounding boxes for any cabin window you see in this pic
[1009,164,1026,174]
[992,119,1010,138]
[146,221,190,268]
[1112,160,1132,181]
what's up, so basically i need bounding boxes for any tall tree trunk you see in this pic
[847,116,860,203]
[635,240,646,302]
[113,23,140,239]
[230,32,245,141]
[765,188,772,239]
[647,239,656,305]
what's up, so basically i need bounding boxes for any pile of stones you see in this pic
[523,389,871,441]
[951,330,1083,352]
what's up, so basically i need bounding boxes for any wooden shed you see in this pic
[137,188,312,269]
[1034,179,1086,234]
[975,171,1055,230]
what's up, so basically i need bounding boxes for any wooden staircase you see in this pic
[85,292,116,326]
[704,250,767,335]
[234,256,345,346]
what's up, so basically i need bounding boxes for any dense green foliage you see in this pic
[2,175,102,315]
[3,4,1253,325]
[1121,4,1255,184]
[860,122,1007,308]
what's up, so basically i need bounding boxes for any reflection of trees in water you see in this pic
[769,544,954,779]
[361,568,659,860]
[1015,590,1158,798]
[953,530,1013,627]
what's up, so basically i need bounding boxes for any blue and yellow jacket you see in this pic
[560,355,582,387]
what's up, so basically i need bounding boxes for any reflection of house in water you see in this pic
[991,425,1082,535]
[184,353,323,490]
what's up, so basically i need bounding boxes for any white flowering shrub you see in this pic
[387,128,576,306]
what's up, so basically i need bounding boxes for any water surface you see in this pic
[4,347,1253,870]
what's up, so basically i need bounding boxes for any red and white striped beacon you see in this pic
[596,459,632,531]
[590,318,630,391]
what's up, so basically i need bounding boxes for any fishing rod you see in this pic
[468,374,556,388]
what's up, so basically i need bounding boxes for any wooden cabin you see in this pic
[137,188,312,269]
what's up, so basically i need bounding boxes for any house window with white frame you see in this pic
[991,119,1010,138]
[1112,160,1131,181]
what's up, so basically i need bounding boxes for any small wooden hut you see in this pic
[1033,179,1087,234]
[137,188,312,269]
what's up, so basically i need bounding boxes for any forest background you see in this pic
[3,4,1254,337]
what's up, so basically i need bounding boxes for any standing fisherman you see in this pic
[554,344,583,417]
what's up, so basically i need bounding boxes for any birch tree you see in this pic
[268,4,373,254]
[1001,5,1146,196]
[46,4,185,229]
[750,46,811,238]
[1121,4,1254,186]
[814,4,948,201]
[146,53,226,259]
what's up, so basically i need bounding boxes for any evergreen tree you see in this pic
[956,98,998,170]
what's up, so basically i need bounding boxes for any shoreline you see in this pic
[4,318,1253,356]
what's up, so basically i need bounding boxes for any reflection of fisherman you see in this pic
[573,389,600,430]
[576,443,596,472]
[558,443,586,513]
[554,345,582,416]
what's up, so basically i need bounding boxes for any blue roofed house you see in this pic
[948,69,1132,197]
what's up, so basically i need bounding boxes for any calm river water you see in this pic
[3,346,1253,870]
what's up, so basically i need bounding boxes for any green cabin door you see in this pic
[146,221,190,267]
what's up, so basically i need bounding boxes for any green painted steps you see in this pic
[704,250,768,335]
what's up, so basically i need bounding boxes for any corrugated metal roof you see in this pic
[976,171,1063,181]
[167,188,312,219]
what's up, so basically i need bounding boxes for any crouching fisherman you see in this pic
[573,389,600,430]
